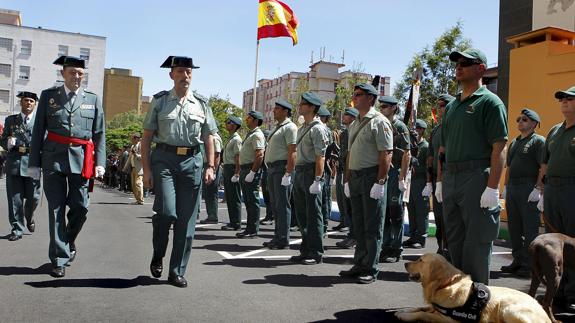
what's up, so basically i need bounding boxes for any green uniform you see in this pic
[505,132,544,269]
[239,127,265,234]
[202,132,222,222]
[264,118,297,246]
[336,127,352,233]
[322,125,334,231]
[428,124,446,252]
[441,86,508,284]
[143,88,217,277]
[0,113,41,238]
[30,85,106,267]
[348,108,393,275]
[381,118,410,258]
[293,118,329,259]
[542,122,575,301]
[407,139,430,245]
[222,132,242,228]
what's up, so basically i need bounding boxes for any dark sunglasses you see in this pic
[516,116,530,123]
[456,59,481,67]
[352,92,366,98]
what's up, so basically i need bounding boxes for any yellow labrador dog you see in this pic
[395,253,550,323]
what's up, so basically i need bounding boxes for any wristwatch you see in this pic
[315,176,323,182]
[378,178,387,185]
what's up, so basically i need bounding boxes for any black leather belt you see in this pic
[156,143,199,156]
[350,165,378,177]
[508,177,537,185]
[295,163,315,171]
[445,159,490,173]
[267,160,287,167]
[240,164,253,170]
[546,176,575,186]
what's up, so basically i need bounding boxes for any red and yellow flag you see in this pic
[257,0,298,45]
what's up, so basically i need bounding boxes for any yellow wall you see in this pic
[103,70,143,121]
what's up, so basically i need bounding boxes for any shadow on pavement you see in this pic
[311,308,405,322]
[196,243,263,253]
[25,275,165,289]
[377,271,410,282]
[204,258,296,268]
[243,274,352,287]
[0,263,52,276]
[193,234,251,241]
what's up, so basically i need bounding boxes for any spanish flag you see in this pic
[257,0,298,45]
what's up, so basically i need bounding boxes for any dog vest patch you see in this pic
[432,282,490,322]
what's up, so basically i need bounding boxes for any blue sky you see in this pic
[5,0,500,106]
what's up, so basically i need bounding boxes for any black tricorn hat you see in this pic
[53,56,85,68]
[160,56,199,69]
[17,91,38,101]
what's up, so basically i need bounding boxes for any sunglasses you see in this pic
[456,59,481,68]
[516,116,530,123]
[559,97,574,102]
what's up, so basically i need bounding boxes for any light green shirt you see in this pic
[204,132,222,163]
[543,122,575,177]
[239,127,265,165]
[296,118,329,165]
[264,118,297,164]
[223,132,242,165]
[348,107,393,170]
[143,89,217,147]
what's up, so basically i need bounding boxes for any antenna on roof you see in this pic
[310,51,314,64]
[341,50,345,64]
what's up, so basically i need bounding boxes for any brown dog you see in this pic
[396,253,550,323]
[528,233,575,322]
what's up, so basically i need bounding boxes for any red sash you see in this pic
[47,132,94,179]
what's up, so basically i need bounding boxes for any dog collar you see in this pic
[432,282,490,322]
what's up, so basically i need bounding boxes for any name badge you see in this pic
[80,104,95,110]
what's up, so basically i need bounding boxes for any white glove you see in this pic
[480,187,500,209]
[421,182,433,197]
[231,174,240,183]
[281,174,291,186]
[330,177,336,186]
[435,182,443,203]
[7,137,16,150]
[95,166,105,178]
[398,179,407,192]
[27,166,41,180]
[344,182,350,198]
[501,186,507,200]
[369,183,385,200]
[309,180,322,194]
[527,187,541,202]
[537,196,544,212]
[244,170,256,183]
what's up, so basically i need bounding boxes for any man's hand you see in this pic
[309,180,322,194]
[480,187,500,209]
[231,174,240,183]
[204,167,215,185]
[527,187,541,202]
[143,167,153,189]
[435,182,443,203]
[421,182,433,197]
[369,183,385,200]
[7,137,16,150]
[27,166,41,180]
[281,173,291,186]
[95,166,105,178]
[537,196,544,212]
[244,170,256,183]
[398,179,407,192]
[344,182,350,198]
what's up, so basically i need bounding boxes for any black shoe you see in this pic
[335,238,356,249]
[567,301,575,313]
[168,275,188,288]
[501,260,521,273]
[410,242,423,249]
[262,240,276,247]
[289,254,305,262]
[332,223,349,232]
[69,243,77,263]
[51,266,65,278]
[27,220,35,233]
[339,267,363,278]
[302,257,322,265]
[236,231,257,239]
[290,226,299,232]
[221,224,241,231]
[7,233,22,241]
[150,257,163,278]
[357,274,377,284]
[402,239,415,247]
[259,219,273,225]
[199,219,218,224]
[382,254,401,263]
[269,243,288,250]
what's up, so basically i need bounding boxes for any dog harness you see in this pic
[432,282,490,322]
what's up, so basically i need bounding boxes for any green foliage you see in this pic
[393,21,471,130]
[105,110,144,153]
[207,95,244,143]
[324,67,370,130]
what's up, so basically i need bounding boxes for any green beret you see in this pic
[318,105,331,117]
[275,98,292,110]
[227,116,242,127]
[248,110,264,121]
[555,86,575,99]
[438,93,455,103]
[449,48,487,65]
[354,83,379,96]
[415,119,427,129]
[301,91,323,107]
[262,130,271,138]
[521,108,540,123]
[344,107,359,118]
[378,95,398,105]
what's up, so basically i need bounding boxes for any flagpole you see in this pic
[252,40,260,111]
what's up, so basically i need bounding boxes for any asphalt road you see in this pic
[0,179,567,322]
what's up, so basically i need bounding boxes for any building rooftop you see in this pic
[0,9,21,26]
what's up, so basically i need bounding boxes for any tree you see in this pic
[282,74,309,124]
[106,110,144,153]
[207,95,245,143]
[393,21,471,130]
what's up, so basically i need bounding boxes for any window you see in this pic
[19,66,30,80]
[79,48,90,61]
[0,90,10,113]
[58,45,68,57]
[56,69,63,82]
[0,37,13,51]
[20,40,32,55]
[81,73,89,87]
[0,64,11,77]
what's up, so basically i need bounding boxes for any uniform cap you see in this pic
[344,107,359,118]
[318,105,331,117]
[554,86,575,99]
[227,116,242,127]
[16,91,38,101]
[449,48,487,65]
[354,83,379,97]
[378,95,399,105]
[53,56,85,68]
[248,110,264,121]
[415,119,427,129]
[521,108,540,123]
[301,91,323,107]
[160,56,199,69]
[275,98,292,110]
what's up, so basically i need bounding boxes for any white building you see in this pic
[0,9,106,120]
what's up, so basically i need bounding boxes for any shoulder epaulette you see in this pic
[45,86,60,91]
[83,89,96,95]
[193,91,208,103]
[153,90,169,99]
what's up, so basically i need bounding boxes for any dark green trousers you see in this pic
[336,171,353,237]
[293,164,323,258]
[382,167,404,256]
[432,175,446,252]
[202,165,221,221]
[349,166,386,275]
[239,165,261,234]
[261,167,273,220]
[506,179,540,268]
[151,149,202,277]
[443,167,500,284]
[267,161,291,245]
[6,174,40,236]
[44,171,89,267]
[407,177,430,244]
[544,179,575,301]
[321,169,332,230]
[222,164,242,227]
